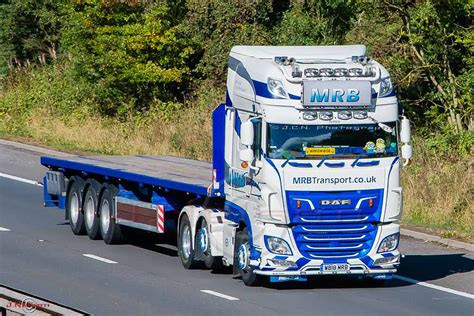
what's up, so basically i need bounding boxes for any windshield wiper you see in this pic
[281,153,306,168]
[316,153,354,168]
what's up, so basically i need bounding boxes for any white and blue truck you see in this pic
[41,45,413,286]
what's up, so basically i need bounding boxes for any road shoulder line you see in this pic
[0,172,43,187]
[82,254,118,264]
[394,275,474,300]
[200,290,240,301]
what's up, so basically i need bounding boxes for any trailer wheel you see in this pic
[83,180,102,240]
[235,228,261,286]
[67,177,86,235]
[199,218,224,271]
[178,215,199,269]
[100,184,124,244]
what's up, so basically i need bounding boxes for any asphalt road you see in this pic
[0,140,473,315]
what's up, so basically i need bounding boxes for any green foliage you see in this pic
[0,0,67,76]
[62,0,199,116]
[274,0,360,46]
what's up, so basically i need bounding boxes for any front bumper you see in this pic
[252,222,400,277]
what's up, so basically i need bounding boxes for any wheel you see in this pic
[198,218,224,271]
[66,177,86,235]
[178,215,199,269]
[99,183,125,244]
[235,228,261,286]
[83,180,102,240]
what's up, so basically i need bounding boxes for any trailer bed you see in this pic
[41,155,212,196]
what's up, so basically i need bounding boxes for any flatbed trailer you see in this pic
[41,155,212,196]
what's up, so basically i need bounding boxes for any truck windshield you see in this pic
[267,123,398,159]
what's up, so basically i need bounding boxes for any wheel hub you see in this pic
[238,244,249,270]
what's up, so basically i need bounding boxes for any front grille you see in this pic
[292,223,378,259]
[287,190,382,261]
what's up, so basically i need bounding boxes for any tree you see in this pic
[62,0,199,115]
[0,0,66,76]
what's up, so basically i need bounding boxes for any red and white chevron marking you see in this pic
[157,205,165,233]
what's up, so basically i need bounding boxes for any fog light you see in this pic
[338,111,352,120]
[267,259,297,267]
[319,111,333,121]
[374,255,400,265]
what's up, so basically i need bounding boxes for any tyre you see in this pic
[234,228,261,286]
[178,215,199,269]
[99,183,125,244]
[66,177,86,235]
[83,180,102,240]
[198,218,224,271]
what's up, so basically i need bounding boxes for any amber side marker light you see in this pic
[241,161,249,169]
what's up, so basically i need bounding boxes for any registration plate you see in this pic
[305,147,335,156]
[321,264,350,272]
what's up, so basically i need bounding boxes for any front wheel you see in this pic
[234,228,261,286]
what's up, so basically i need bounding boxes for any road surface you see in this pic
[0,140,473,315]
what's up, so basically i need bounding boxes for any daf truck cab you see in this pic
[199,45,412,285]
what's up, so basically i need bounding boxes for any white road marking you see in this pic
[0,227,11,232]
[155,243,178,251]
[0,172,43,187]
[82,254,118,264]
[200,290,240,301]
[394,275,474,300]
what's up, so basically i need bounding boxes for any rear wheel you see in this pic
[235,228,261,286]
[67,177,86,235]
[83,180,101,240]
[198,218,224,271]
[178,215,199,269]
[99,184,124,244]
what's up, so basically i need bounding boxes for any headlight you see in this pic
[265,236,293,255]
[377,233,399,253]
[267,78,289,99]
[380,77,393,97]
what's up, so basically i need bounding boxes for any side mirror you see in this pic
[241,120,254,147]
[400,117,411,143]
[401,144,412,166]
[239,148,253,162]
